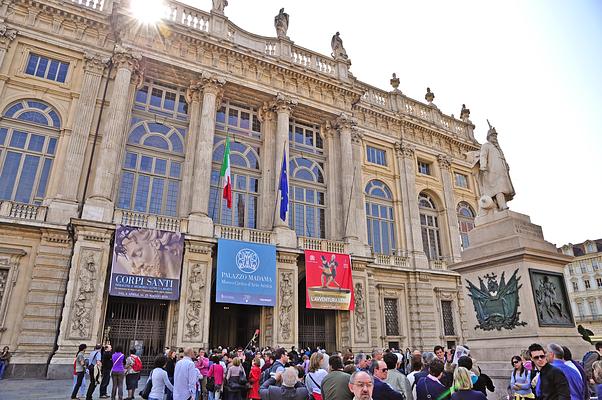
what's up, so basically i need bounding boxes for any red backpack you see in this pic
[132,355,143,373]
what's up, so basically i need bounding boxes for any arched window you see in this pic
[209,138,260,228]
[365,180,395,255]
[289,156,326,238]
[457,202,475,250]
[419,192,442,260]
[117,120,185,216]
[0,100,61,205]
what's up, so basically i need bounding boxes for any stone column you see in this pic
[258,103,277,231]
[0,23,17,70]
[273,252,298,349]
[350,130,370,255]
[336,113,358,242]
[47,53,109,224]
[272,93,297,247]
[177,241,213,348]
[437,154,462,263]
[394,141,429,269]
[82,45,141,223]
[48,221,113,379]
[188,73,226,237]
[324,122,341,239]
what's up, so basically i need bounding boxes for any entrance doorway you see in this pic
[105,297,168,373]
[298,278,337,352]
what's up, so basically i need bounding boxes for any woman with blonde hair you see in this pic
[593,361,602,397]
[226,357,246,400]
[305,352,327,400]
[452,367,487,400]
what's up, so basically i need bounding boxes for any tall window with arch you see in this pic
[457,202,476,250]
[365,180,396,255]
[289,120,326,238]
[419,192,442,260]
[209,100,262,228]
[0,100,61,205]
[117,80,189,216]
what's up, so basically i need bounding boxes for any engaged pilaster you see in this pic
[336,113,358,239]
[437,154,462,262]
[0,22,17,68]
[273,252,298,349]
[47,53,109,224]
[187,72,225,237]
[82,45,141,222]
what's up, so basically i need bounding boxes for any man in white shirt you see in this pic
[174,347,201,400]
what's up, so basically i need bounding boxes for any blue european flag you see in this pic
[279,149,288,221]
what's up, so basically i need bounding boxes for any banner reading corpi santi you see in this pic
[305,250,354,310]
[216,239,276,306]
[109,225,183,300]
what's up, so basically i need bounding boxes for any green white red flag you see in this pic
[220,136,232,208]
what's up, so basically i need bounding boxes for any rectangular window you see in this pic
[589,301,598,316]
[366,145,387,166]
[577,303,585,317]
[455,173,468,188]
[572,281,579,291]
[441,300,455,336]
[585,280,591,289]
[25,53,69,83]
[597,278,602,288]
[384,298,400,336]
[418,161,431,175]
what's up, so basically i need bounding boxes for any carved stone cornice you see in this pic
[186,242,213,254]
[394,141,415,159]
[83,52,110,75]
[277,252,298,265]
[273,92,297,114]
[335,112,357,132]
[437,154,452,170]
[111,44,142,72]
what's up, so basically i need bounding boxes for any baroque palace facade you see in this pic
[0,0,482,378]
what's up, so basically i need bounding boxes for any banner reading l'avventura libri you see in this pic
[216,239,276,306]
[109,225,183,300]
[305,250,354,310]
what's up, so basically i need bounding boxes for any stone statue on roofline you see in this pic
[274,8,289,39]
[470,120,515,215]
[331,32,348,60]
[212,0,228,14]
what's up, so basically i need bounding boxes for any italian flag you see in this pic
[220,136,233,208]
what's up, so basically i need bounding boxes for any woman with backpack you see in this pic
[125,348,142,400]
[147,355,174,400]
[208,354,225,400]
[111,345,126,400]
[509,356,534,400]
[71,343,87,400]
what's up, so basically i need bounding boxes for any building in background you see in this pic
[0,0,481,378]
[561,240,602,334]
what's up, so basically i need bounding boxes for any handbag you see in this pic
[139,368,154,399]
[207,376,216,392]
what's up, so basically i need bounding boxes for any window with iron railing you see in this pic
[441,300,456,336]
[384,298,400,336]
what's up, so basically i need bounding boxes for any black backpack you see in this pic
[260,361,282,385]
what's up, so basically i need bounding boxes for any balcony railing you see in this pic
[429,259,447,270]
[114,210,185,233]
[373,252,410,268]
[214,225,273,244]
[0,201,47,222]
[297,237,347,254]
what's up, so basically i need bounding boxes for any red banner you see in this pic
[305,250,354,310]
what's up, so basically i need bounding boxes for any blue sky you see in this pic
[184,1,602,245]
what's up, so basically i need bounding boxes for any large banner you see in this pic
[216,239,276,306]
[305,250,354,310]
[109,225,183,300]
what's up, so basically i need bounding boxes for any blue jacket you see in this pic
[551,360,584,400]
[510,369,532,396]
[416,376,449,400]
[374,377,405,400]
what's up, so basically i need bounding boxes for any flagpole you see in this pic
[271,142,287,230]
[343,165,357,238]
[211,132,229,237]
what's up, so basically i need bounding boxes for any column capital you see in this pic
[0,22,18,48]
[335,112,357,132]
[437,153,452,170]
[323,120,336,139]
[394,141,416,159]
[83,52,110,75]
[351,129,363,144]
[273,92,297,114]
[257,101,276,122]
[112,44,142,71]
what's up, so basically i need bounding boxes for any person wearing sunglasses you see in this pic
[527,343,570,400]
[510,356,534,400]
[372,360,405,400]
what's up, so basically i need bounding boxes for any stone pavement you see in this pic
[0,377,149,400]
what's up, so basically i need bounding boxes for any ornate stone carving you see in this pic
[83,52,110,75]
[390,73,401,92]
[394,141,416,159]
[354,282,367,341]
[350,129,363,144]
[466,269,527,331]
[257,101,276,122]
[0,23,17,43]
[274,8,289,39]
[425,87,435,104]
[278,270,294,342]
[331,32,348,60]
[184,263,207,339]
[277,253,297,265]
[70,251,98,338]
[437,154,452,170]
[112,44,142,72]
[212,0,228,14]
[188,71,226,104]
[530,270,573,327]
[335,112,357,132]
[460,104,471,122]
[273,92,297,114]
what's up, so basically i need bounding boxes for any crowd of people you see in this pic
[67,340,602,400]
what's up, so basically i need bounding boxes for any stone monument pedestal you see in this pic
[450,210,588,398]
